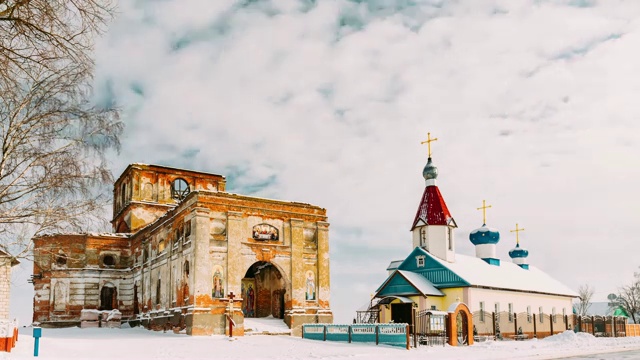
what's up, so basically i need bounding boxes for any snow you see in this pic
[244,317,291,335]
[429,252,579,297]
[3,328,640,360]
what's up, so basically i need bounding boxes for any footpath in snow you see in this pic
[2,327,640,360]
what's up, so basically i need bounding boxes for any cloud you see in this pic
[14,0,640,323]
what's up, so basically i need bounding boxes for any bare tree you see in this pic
[0,65,122,260]
[576,284,594,316]
[0,1,121,259]
[0,0,116,84]
[618,271,640,324]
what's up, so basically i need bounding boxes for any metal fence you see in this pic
[302,323,409,349]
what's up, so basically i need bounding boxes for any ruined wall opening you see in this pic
[100,283,117,311]
[242,262,286,319]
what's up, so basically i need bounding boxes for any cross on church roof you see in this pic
[476,199,492,225]
[510,223,525,245]
[420,132,438,158]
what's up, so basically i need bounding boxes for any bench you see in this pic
[511,334,529,341]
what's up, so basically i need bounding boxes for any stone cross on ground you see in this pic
[510,223,525,245]
[225,292,237,338]
[476,200,492,225]
[420,132,438,158]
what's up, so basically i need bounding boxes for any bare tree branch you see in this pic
[576,284,594,316]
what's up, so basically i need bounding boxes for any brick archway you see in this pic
[243,262,287,319]
[446,302,474,346]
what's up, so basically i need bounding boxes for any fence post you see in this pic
[492,312,496,337]
[348,325,352,343]
[578,316,582,333]
[302,325,305,339]
[375,325,379,345]
[406,325,410,350]
[323,325,327,341]
[533,313,537,338]
[564,315,568,330]
[412,307,417,348]
[514,313,518,336]
[613,317,616,338]
[550,314,554,335]
[592,316,595,336]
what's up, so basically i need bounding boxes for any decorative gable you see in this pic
[397,248,469,288]
[375,272,422,297]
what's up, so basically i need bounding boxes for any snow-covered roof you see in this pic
[398,270,445,297]
[429,252,578,297]
[386,260,403,271]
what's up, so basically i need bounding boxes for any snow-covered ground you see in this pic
[3,327,640,360]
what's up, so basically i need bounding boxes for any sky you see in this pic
[9,0,640,324]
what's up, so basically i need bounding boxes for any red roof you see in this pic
[411,185,456,230]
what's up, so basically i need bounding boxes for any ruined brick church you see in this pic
[32,164,332,335]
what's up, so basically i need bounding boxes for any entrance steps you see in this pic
[244,317,291,336]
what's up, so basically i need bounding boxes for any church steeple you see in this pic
[509,223,530,269]
[411,133,457,262]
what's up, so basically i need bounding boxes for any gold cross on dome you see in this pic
[476,200,492,225]
[510,223,525,245]
[420,132,438,158]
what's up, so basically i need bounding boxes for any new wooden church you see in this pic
[371,135,578,343]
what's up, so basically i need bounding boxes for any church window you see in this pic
[479,302,485,322]
[539,307,543,323]
[156,279,161,305]
[416,255,425,268]
[121,183,127,208]
[171,178,190,200]
[185,220,191,238]
[447,227,453,250]
[527,306,532,323]
[562,308,566,319]
[158,239,165,253]
[179,225,184,241]
[103,254,116,267]
[143,247,148,263]
[55,252,67,267]
[494,303,500,321]
[552,307,557,323]
[420,228,427,247]
[184,261,190,277]
[508,303,513,322]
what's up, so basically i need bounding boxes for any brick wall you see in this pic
[0,257,11,320]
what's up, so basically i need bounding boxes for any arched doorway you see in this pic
[446,302,473,346]
[100,283,117,311]
[242,262,286,319]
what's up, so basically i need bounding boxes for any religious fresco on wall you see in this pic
[241,278,256,317]
[305,270,316,301]
[252,224,278,241]
[212,265,224,298]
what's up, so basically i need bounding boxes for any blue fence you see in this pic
[302,324,409,349]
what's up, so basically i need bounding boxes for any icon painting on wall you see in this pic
[305,270,316,301]
[212,265,224,298]
[241,278,256,317]
[252,224,279,241]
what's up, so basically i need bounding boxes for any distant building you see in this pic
[370,140,578,342]
[32,164,332,335]
[577,302,630,320]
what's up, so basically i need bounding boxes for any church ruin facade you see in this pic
[32,164,332,335]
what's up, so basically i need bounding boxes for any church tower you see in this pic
[509,223,530,269]
[411,133,457,262]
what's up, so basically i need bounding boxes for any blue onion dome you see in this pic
[509,243,529,258]
[469,224,500,245]
[423,157,438,180]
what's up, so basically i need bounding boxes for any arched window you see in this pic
[184,261,190,277]
[171,178,190,200]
